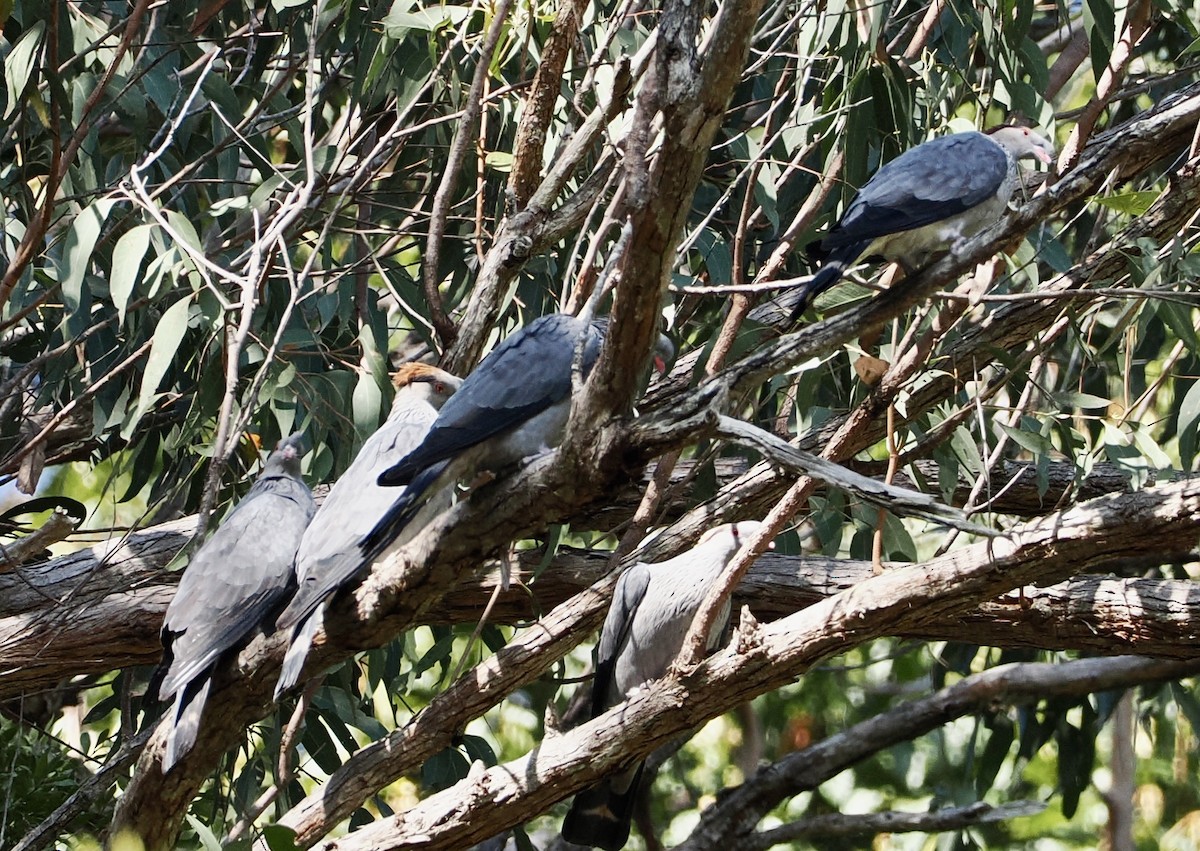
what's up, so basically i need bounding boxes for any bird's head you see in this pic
[392,363,463,409]
[652,332,675,375]
[267,433,307,477]
[697,520,775,557]
[987,124,1055,166]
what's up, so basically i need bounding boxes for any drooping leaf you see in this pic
[110,224,155,324]
[128,296,192,437]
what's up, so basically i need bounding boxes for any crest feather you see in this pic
[392,362,448,389]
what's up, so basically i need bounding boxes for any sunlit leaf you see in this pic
[110,224,155,324]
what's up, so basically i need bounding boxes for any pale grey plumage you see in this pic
[273,365,461,698]
[154,434,314,772]
[562,521,766,851]
[793,125,1055,316]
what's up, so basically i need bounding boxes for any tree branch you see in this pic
[679,656,1198,850]
[308,479,1200,850]
[746,801,1046,848]
[421,0,515,348]
[10,481,1200,706]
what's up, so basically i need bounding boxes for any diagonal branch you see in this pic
[746,801,1047,848]
[679,655,1200,850]
[421,0,515,349]
[310,478,1200,850]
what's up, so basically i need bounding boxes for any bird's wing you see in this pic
[591,563,652,719]
[380,315,587,485]
[159,478,312,698]
[295,411,434,575]
[824,133,1008,251]
[278,458,452,636]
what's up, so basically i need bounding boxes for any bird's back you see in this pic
[612,561,728,701]
[824,131,1009,253]
[160,472,314,698]
[382,314,604,484]
[295,404,439,571]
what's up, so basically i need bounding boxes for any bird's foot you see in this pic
[465,470,497,490]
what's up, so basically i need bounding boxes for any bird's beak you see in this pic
[1035,147,1053,165]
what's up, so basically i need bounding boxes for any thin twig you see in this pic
[422,0,516,347]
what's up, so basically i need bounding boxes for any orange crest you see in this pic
[392,362,446,389]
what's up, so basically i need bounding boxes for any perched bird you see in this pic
[792,125,1056,316]
[562,521,767,851]
[364,313,673,557]
[273,364,462,698]
[152,435,314,772]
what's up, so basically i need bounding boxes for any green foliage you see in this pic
[0,716,102,841]
[3,0,1200,847]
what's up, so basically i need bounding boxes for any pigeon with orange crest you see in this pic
[274,363,462,697]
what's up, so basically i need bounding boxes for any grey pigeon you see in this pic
[792,125,1055,316]
[153,434,314,772]
[367,314,672,555]
[561,521,766,851]
[273,364,461,697]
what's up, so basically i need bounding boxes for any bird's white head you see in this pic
[391,363,463,409]
[697,520,775,554]
[988,124,1055,166]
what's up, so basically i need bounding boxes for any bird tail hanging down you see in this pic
[163,675,212,772]
[788,240,867,321]
[275,610,322,699]
[561,765,645,851]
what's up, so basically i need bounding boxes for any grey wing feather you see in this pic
[159,476,313,700]
[279,411,435,630]
[591,564,651,718]
[380,315,602,485]
[824,133,1007,252]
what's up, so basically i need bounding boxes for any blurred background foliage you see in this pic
[2,0,1199,847]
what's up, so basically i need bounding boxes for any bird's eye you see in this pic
[435,382,446,393]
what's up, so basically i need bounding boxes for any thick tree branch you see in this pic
[8,475,1200,706]
[507,0,589,206]
[574,0,768,433]
[0,509,81,573]
[311,479,1200,849]
[679,656,1199,850]
[746,801,1046,848]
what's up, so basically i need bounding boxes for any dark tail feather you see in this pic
[275,610,321,699]
[377,453,421,487]
[561,764,645,850]
[146,644,171,706]
[163,675,212,772]
[361,460,449,563]
[788,241,866,321]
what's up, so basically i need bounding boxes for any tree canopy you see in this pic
[3,0,1200,849]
